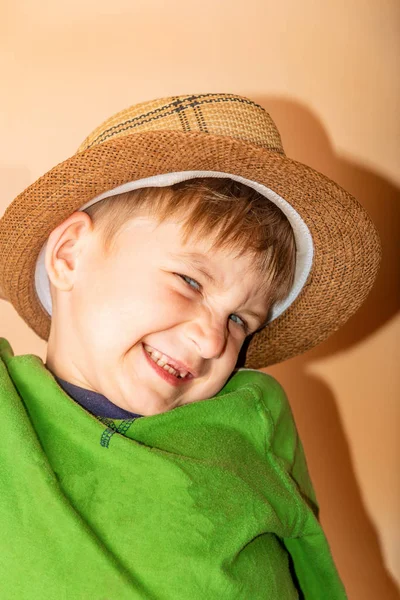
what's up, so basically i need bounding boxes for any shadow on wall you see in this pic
[254,96,400,600]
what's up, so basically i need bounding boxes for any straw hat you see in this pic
[0,93,381,368]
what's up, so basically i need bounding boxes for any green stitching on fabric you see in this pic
[96,416,136,448]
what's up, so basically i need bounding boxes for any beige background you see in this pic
[1,1,399,598]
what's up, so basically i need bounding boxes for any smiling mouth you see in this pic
[142,344,193,386]
[143,344,195,378]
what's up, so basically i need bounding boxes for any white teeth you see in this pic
[144,344,187,378]
[157,359,178,376]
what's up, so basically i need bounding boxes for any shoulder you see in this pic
[227,368,298,449]
[228,368,290,416]
[232,369,316,509]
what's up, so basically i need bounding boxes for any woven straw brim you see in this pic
[0,131,381,368]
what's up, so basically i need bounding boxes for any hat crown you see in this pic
[77,93,285,155]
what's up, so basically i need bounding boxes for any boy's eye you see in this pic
[178,273,201,291]
[176,273,250,334]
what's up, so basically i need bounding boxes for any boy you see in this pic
[0,93,381,599]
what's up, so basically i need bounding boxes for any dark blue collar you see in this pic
[51,374,144,420]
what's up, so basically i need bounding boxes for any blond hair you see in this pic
[84,178,296,324]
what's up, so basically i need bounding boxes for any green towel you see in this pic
[0,337,347,599]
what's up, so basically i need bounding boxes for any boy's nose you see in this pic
[187,315,229,360]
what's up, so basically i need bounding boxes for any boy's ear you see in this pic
[45,211,93,292]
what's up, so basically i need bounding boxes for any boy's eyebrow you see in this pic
[167,251,268,326]
[168,251,217,285]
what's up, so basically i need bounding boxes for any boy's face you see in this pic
[46,211,270,416]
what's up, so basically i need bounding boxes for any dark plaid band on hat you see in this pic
[79,93,285,155]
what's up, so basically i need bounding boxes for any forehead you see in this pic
[119,215,257,274]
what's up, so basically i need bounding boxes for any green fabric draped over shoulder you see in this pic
[0,338,347,600]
